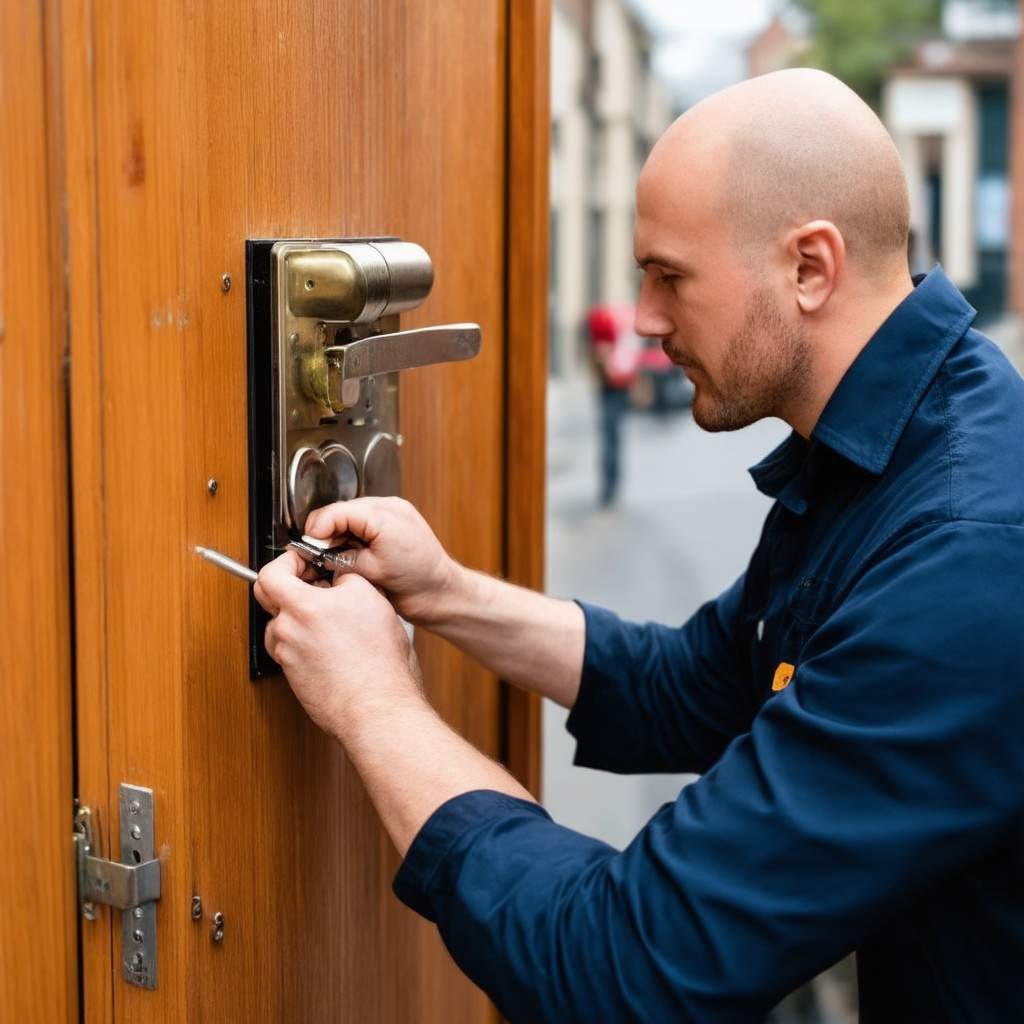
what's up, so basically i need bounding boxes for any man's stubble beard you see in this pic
[689,287,812,433]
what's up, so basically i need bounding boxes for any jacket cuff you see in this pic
[393,789,550,920]
[566,601,646,771]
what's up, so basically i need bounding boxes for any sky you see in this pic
[624,0,777,107]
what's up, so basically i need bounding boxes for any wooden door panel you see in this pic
[1,3,77,1021]
[65,2,510,1020]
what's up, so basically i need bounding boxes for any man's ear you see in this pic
[790,220,844,314]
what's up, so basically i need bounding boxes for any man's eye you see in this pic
[656,272,678,286]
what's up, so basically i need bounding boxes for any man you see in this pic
[588,301,639,505]
[254,69,1024,1021]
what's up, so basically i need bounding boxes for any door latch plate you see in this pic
[74,783,160,990]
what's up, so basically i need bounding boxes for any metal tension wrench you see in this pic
[194,546,258,583]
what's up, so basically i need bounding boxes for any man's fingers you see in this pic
[298,560,324,584]
[252,579,277,616]
[257,550,310,609]
[304,498,382,545]
[263,619,278,661]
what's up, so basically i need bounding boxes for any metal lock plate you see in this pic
[271,239,422,540]
[119,785,158,989]
[246,237,480,678]
[74,784,160,990]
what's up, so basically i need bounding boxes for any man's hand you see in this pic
[253,549,425,739]
[253,547,533,857]
[307,495,586,710]
[303,497,460,625]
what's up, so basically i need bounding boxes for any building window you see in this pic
[967,82,1009,319]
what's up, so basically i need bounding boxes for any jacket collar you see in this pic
[811,265,975,475]
[749,431,812,515]
[749,266,975,511]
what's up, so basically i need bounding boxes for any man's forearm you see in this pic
[418,566,585,709]
[337,694,534,856]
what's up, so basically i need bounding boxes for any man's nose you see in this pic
[634,286,673,339]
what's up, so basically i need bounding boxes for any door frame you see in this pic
[503,0,550,795]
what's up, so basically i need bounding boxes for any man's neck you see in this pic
[785,270,915,439]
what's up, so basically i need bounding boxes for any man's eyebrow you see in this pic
[635,252,690,273]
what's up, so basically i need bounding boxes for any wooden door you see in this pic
[29,1,549,1021]
[1,3,78,1021]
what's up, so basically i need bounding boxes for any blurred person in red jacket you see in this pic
[588,302,639,506]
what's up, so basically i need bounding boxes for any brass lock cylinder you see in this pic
[285,241,433,325]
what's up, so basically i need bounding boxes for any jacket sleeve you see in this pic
[567,572,756,774]
[394,522,1024,1023]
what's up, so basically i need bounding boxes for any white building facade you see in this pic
[882,0,1018,319]
[549,0,674,378]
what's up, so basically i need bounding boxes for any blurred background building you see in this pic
[544,1,1022,1022]
[884,0,1019,319]
[549,0,675,378]
[747,0,1021,323]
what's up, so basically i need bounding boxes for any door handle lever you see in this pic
[319,323,480,411]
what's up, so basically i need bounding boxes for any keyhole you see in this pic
[304,278,315,290]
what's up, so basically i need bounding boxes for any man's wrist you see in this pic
[331,683,433,749]
[410,559,479,629]
[333,682,535,857]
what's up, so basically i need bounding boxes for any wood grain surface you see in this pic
[57,1,541,1020]
[0,2,78,1021]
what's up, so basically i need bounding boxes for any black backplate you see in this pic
[245,239,279,679]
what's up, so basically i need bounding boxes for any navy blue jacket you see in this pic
[395,268,1024,1022]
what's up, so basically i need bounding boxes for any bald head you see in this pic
[644,69,910,273]
[634,70,917,438]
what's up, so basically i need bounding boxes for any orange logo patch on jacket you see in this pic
[772,662,795,692]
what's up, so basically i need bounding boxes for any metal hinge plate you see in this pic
[74,784,160,990]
